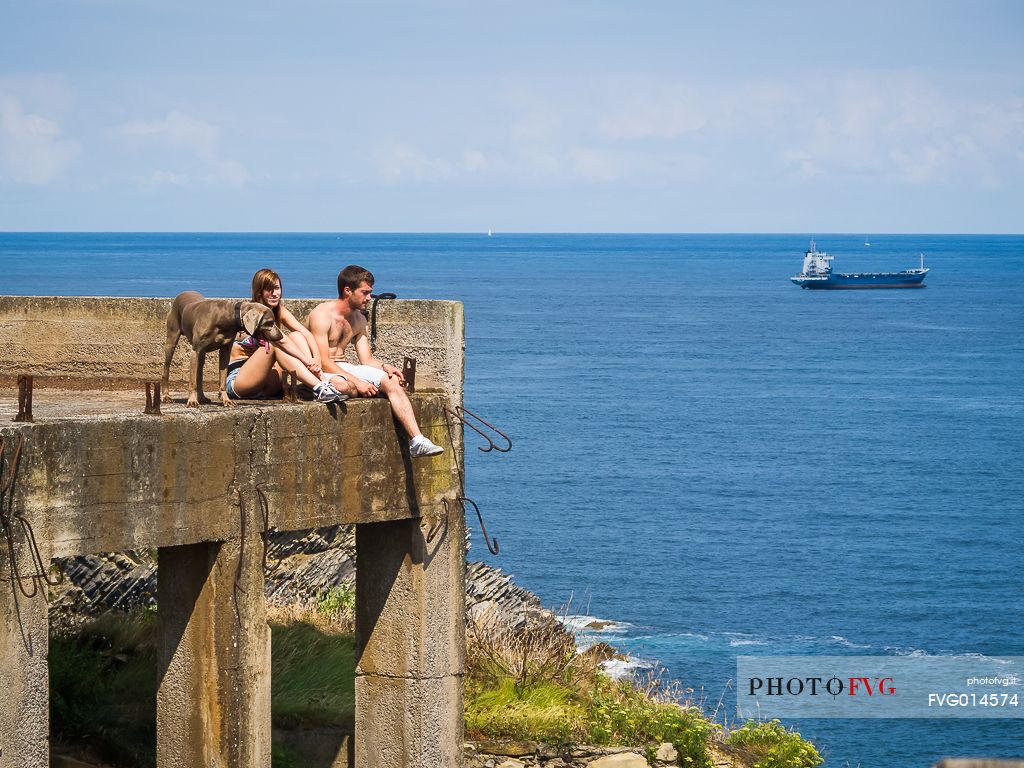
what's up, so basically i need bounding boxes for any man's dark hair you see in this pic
[337,265,375,297]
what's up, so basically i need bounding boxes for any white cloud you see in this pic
[775,73,1024,185]
[114,110,249,188]
[598,81,706,140]
[117,110,220,158]
[0,96,79,184]
[570,147,617,181]
[375,142,453,183]
[462,150,488,173]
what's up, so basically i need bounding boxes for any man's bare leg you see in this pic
[379,374,422,437]
[379,375,444,456]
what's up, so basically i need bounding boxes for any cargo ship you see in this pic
[791,241,929,289]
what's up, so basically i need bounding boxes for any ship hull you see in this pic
[792,271,928,289]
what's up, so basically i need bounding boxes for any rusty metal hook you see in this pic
[443,405,512,453]
[0,432,64,598]
[0,433,22,495]
[425,513,446,544]
[255,487,282,574]
[445,496,499,555]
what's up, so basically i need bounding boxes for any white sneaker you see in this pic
[409,436,444,458]
[313,382,348,403]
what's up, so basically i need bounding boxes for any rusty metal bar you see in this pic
[444,496,499,555]
[144,382,162,415]
[443,404,512,453]
[402,356,417,393]
[282,371,298,403]
[14,375,33,423]
[0,432,64,598]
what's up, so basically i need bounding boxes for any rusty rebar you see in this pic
[402,356,417,393]
[0,433,64,599]
[282,371,298,403]
[144,382,162,415]
[445,496,499,555]
[14,375,33,423]
[443,404,512,453]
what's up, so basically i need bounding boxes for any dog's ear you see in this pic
[241,304,284,342]
[240,306,267,336]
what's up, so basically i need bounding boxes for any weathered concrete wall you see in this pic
[0,296,464,400]
[0,551,49,768]
[0,396,458,558]
[0,294,468,768]
[356,505,467,767]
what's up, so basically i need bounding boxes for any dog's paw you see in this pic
[221,395,236,408]
[186,397,200,409]
[161,393,173,404]
[197,395,212,404]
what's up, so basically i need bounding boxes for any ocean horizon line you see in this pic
[2,230,1023,237]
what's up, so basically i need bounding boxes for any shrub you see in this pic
[316,583,356,622]
[727,719,823,768]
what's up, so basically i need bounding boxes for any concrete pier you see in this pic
[0,295,466,768]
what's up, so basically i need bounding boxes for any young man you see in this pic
[306,265,444,458]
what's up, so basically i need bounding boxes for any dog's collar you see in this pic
[234,301,244,334]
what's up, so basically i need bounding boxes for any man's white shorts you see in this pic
[331,362,385,387]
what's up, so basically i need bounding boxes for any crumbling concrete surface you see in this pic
[0,295,467,768]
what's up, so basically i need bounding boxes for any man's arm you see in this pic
[308,309,377,396]
[353,323,405,383]
[307,309,345,377]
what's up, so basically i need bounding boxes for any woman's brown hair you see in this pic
[251,268,282,320]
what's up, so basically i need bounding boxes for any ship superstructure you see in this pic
[791,241,928,289]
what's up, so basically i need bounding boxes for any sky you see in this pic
[1,0,1022,233]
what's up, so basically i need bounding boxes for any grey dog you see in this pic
[162,291,283,408]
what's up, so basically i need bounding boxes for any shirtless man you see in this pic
[306,265,444,458]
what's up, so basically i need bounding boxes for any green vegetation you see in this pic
[464,616,718,766]
[49,603,821,768]
[49,607,357,768]
[315,584,356,624]
[271,620,356,728]
[49,610,158,767]
[726,720,823,768]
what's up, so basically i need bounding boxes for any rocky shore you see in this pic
[49,523,553,634]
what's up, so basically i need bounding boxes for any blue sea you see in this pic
[2,233,1022,766]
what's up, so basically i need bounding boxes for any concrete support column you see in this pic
[355,506,466,768]
[0,561,49,768]
[156,517,271,768]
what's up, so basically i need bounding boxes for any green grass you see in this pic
[50,609,820,768]
[50,611,159,767]
[465,672,717,766]
[270,621,356,728]
[49,610,356,767]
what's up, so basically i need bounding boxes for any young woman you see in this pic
[226,268,345,402]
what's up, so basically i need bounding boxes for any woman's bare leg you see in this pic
[271,335,327,390]
[229,349,279,398]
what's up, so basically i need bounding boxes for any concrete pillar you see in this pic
[0,562,49,768]
[156,516,271,768]
[355,506,466,768]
